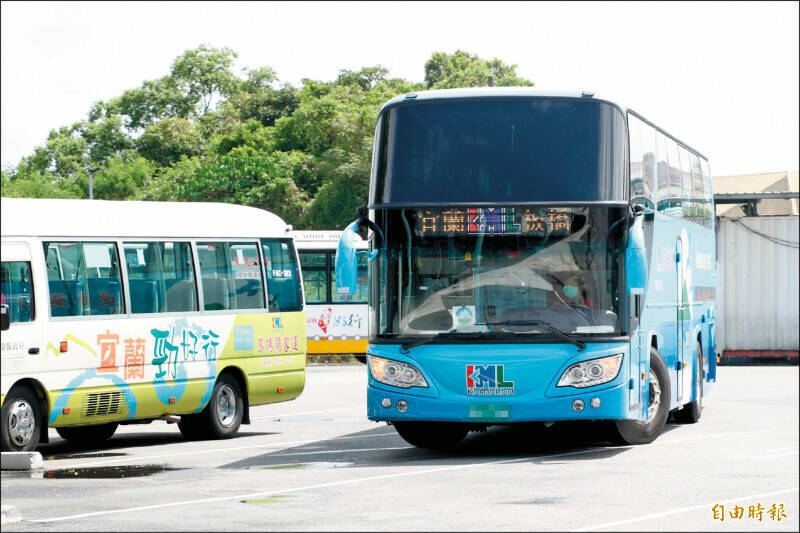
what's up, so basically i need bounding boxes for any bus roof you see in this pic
[0,198,292,239]
[380,87,707,160]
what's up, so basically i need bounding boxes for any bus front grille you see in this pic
[82,391,123,417]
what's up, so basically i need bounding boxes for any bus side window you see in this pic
[666,139,683,219]
[678,146,693,221]
[701,159,713,228]
[299,251,327,303]
[690,153,704,225]
[655,132,669,213]
[229,242,266,310]
[124,241,198,314]
[83,242,124,315]
[261,238,303,313]
[628,115,655,211]
[0,261,35,323]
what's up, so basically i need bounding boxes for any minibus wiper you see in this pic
[487,320,586,350]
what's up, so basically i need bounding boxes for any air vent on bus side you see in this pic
[82,391,123,417]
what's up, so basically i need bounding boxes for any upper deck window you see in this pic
[373,98,627,205]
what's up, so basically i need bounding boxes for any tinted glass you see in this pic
[43,242,123,316]
[371,206,627,338]
[655,132,670,212]
[124,242,197,313]
[300,251,327,304]
[666,139,683,218]
[197,242,265,311]
[629,114,655,210]
[374,98,627,205]
[261,238,303,312]
[1,261,34,323]
[701,159,713,228]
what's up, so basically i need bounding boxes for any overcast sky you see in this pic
[1,1,798,176]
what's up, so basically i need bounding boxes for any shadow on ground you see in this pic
[220,421,683,470]
[37,428,278,457]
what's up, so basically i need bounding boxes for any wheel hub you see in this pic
[8,399,35,447]
[215,384,237,427]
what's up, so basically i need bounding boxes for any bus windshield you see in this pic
[373,98,627,205]
[372,206,627,339]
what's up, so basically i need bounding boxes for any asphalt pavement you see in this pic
[1,365,798,531]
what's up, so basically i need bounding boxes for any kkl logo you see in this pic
[466,364,515,396]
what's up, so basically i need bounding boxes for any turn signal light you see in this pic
[60,341,68,353]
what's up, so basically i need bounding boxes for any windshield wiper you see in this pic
[400,330,517,352]
[486,320,586,350]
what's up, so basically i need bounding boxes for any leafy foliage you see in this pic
[3,48,533,229]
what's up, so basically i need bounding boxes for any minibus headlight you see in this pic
[557,354,623,388]
[368,355,428,389]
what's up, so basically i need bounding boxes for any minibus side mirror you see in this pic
[0,304,10,331]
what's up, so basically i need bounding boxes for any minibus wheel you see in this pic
[674,340,703,423]
[393,421,468,449]
[613,348,671,445]
[1,386,42,452]
[56,422,118,445]
[181,373,244,440]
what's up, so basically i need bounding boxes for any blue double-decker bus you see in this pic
[336,88,717,448]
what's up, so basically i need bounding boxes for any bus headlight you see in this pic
[557,354,623,388]
[368,355,428,389]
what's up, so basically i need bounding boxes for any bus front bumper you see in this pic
[367,380,630,423]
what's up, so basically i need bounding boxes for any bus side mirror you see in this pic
[335,221,361,296]
[626,215,647,330]
[1,304,9,331]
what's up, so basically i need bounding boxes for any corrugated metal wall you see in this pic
[716,216,799,351]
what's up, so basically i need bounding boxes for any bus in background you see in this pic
[1,198,306,451]
[293,230,368,363]
[336,88,716,448]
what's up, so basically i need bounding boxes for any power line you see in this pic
[731,218,799,249]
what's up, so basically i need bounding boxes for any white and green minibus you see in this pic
[1,198,306,451]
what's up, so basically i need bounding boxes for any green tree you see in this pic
[170,44,240,116]
[136,117,205,166]
[109,76,194,130]
[424,50,534,89]
[143,150,309,227]
[91,155,155,200]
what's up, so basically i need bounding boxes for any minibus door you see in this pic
[0,242,42,364]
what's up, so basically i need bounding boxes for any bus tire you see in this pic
[393,421,468,449]
[1,386,42,452]
[613,348,671,445]
[355,355,367,364]
[674,340,703,424]
[56,422,118,445]
[198,373,244,439]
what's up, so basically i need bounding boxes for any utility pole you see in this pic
[88,167,99,200]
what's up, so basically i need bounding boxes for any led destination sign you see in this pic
[415,207,575,237]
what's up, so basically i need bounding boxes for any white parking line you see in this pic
[30,447,610,523]
[571,487,799,531]
[30,429,772,523]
